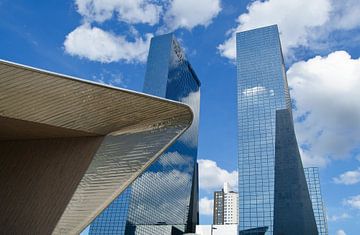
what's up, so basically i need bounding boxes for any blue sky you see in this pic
[1,0,360,234]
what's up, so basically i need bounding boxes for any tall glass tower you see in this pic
[89,33,200,235]
[304,167,328,235]
[236,25,317,235]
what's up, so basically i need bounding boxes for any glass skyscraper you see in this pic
[304,167,328,235]
[89,188,132,234]
[236,25,317,235]
[90,33,200,235]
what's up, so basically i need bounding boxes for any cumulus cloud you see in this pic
[163,0,221,31]
[65,0,222,63]
[91,69,125,87]
[336,230,347,235]
[64,24,152,63]
[158,151,194,172]
[343,194,360,209]
[218,0,331,59]
[199,197,213,216]
[131,169,192,222]
[218,0,360,60]
[242,86,274,97]
[287,51,360,167]
[328,213,351,222]
[179,90,200,148]
[198,159,237,191]
[333,168,360,185]
[330,0,360,30]
[75,0,162,25]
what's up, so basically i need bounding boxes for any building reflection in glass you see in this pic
[236,25,317,235]
[89,33,200,235]
[236,25,291,234]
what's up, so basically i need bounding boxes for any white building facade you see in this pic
[223,183,238,224]
[213,182,239,225]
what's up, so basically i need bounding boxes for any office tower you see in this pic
[0,60,193,234]
[90,33,200,235]
[224,183,239,225]
[214,183,239,225]
[304,167,329,235]
[236,25,317,235]
[214,191,224,225]
[89,188,132,234]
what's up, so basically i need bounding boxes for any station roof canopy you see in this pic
[0,60,193,234]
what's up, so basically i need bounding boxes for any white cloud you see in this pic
[217,32,236,60]
[198,159,237,191]
[328,213,351,222]
[299,149,328,167]
[64,24,152,63]
[66,0,221,63]
[75,0,162,25]
[218,0,331,59]
[336,230,347,235]
[163,0,221,31]
[242,86,266,97]
[179,90,200,148]
[330,0,360,30]
[343,194,360,209]
[131,169,192,222]
[199,197,213,216]
[158,151,193,171]
[218,0,360,60]
[287,51,360,167]
[75,0,222,30]
[92,69,125,87]
[242,86,274,97]
[333,168,360,185]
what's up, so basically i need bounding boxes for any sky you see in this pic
[1,0,360,234]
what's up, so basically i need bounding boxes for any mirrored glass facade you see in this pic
[273,109,318,235]
[304,167,328,235]
[89,33,200,235]
[89,188,132,234]
[236,25,291,234]
[237,25,319,235]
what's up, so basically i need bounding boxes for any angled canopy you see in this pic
[0,60,193,234]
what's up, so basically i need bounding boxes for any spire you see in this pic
[223,182,230,193]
